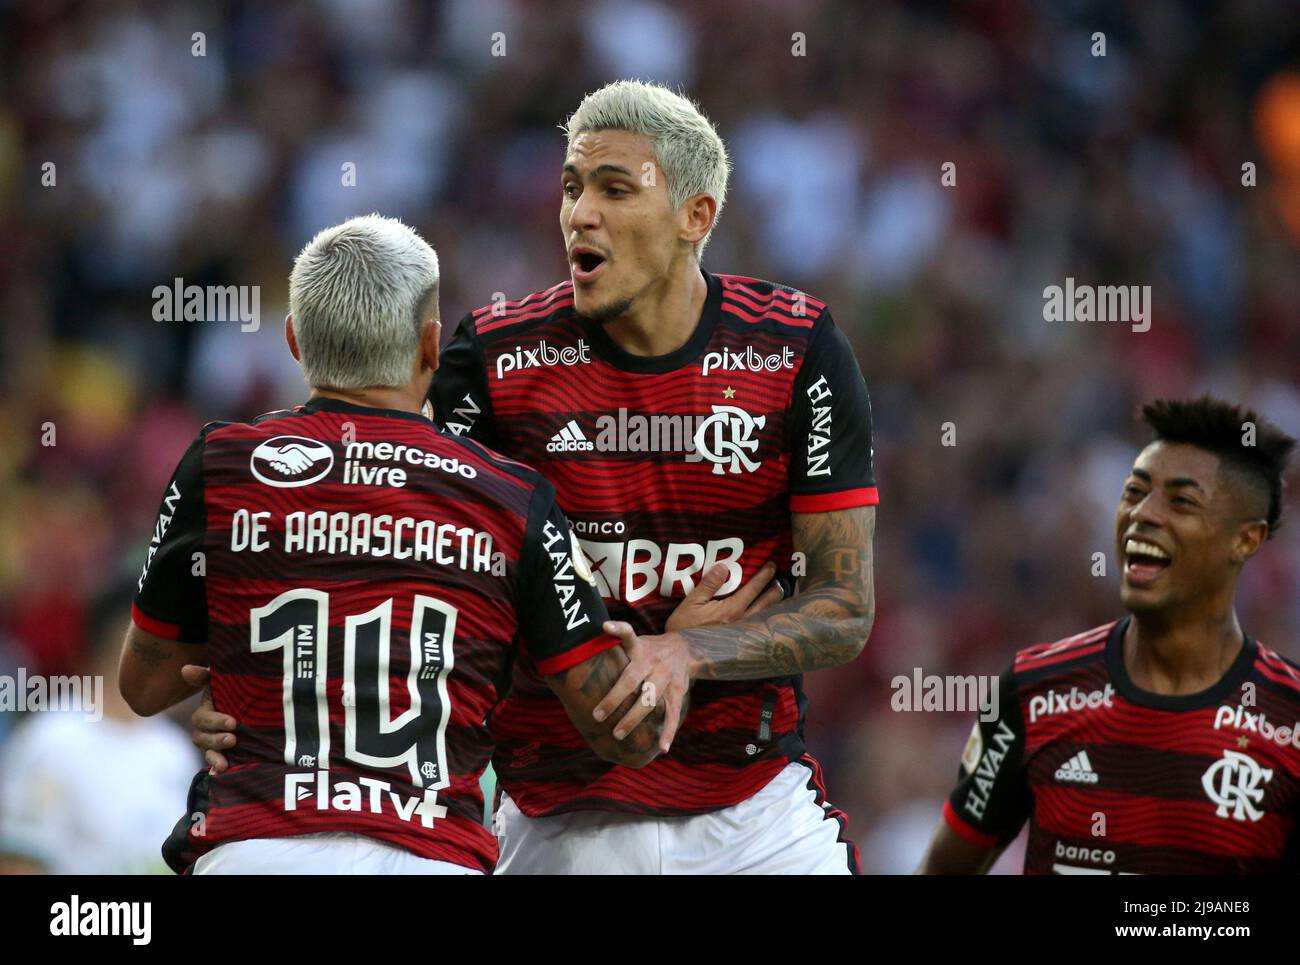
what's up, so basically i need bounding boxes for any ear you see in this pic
[1230,519,1269,565]
[678,193,717,249]
[420,314,442,374]
[285,314,301,361]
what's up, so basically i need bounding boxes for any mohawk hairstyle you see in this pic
[1140,396,1297,537]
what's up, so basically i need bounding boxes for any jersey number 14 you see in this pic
[249,588,456,794]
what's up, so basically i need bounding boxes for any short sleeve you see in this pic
[514,480,617,676]
[132,434,208,643]
[430,313,498,446]
[942,666,1032,847]
[788,310,879,513]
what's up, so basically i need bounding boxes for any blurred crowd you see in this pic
[1,0,1298,873]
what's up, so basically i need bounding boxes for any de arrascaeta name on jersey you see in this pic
[230,508,498,571]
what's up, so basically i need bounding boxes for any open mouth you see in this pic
[570,248,607,283]
[1124,537,1172,586]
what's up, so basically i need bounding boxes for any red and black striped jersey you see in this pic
[133,397,614,873]
[430,270,878,817]
[944,617,1300,874]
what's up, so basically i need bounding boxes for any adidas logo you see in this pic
[546,420,594,453]
[1054,750,1099,784]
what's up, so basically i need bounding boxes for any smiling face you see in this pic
[1115,441,1267,616]
[560,129,686,323]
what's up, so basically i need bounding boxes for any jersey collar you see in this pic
[1106,615,1258,711]
[578,269,722,375]
[299,396,431,424]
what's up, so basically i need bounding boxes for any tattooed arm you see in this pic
[592,507,875,745]
[682,506,875,680]
[546,645,667,769]
[118,622,206,716]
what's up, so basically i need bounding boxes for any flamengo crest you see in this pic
[692,405,765,475]
[1201,748,1273,823]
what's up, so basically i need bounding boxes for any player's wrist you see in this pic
[674,631,709,680]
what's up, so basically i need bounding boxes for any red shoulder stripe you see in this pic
[1255,648,1300,694]
[720,298,816,329]
[721,281,824,317]
[471,281,571,319]
[1017,622,1113,657]
[1015,639,1106,674]
[719,275,827,312]
[1015,624,1114,672]
[476,296,575,335]
[1014,625,1110,664]
[717,273,772,286]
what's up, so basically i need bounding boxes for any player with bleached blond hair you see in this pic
[194,81,881,874]
[123,214,667,874]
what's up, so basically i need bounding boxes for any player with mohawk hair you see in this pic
[921,396,1300,874]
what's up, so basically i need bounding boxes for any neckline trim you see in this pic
[579,270,722,374]
[299,396,431,424]
[1106,615,1257,711]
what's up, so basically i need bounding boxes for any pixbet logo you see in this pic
[1213,705,1300,749]
[701,345,794,377]
[1027,684,1115,723]
[496,339,591,378]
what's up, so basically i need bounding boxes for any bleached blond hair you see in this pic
[289,214,439,389]
[563,80,731,257]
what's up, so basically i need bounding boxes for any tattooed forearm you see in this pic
[120,625,207,716]
[130,636,175,668]
[680,506,876,681]
[549,648,663,766]
[573,650,640,722]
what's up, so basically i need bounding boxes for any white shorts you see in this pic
[494,760,857,875]
[192,832,482,875]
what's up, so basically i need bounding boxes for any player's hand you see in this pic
[665,562,783,632]
[181,664,239,775]
[594,622,691,754]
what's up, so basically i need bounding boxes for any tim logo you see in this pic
[693,405,766,475]
[1201,749,1273,823]
[250,436,335,488]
